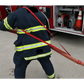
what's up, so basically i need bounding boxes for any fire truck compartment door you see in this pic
[43,7,51,18]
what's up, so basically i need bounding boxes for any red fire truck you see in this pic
[0,5,84,36]
[35,6,84,36]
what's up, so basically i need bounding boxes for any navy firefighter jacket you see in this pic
[0,6,51,61]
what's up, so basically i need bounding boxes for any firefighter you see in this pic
[0,6,55,78]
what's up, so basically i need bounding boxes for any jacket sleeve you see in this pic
[0,12,17,31]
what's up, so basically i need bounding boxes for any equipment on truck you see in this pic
[57,13,70,28]
[35,6,84,36]
[73,7,82,31]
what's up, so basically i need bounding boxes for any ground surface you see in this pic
[0,30,84,79]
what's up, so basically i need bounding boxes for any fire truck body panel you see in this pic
[10,6,18,12]
[53,6,84,36]
[0,6,7,20]
[35,6,54,29]
[34,2,84,36]
[10,6,22,12]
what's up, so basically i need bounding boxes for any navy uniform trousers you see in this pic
[14,56,54,78]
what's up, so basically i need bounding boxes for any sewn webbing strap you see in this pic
[22,6,70,55]
[21,28,84,66]
[21,29,84,66]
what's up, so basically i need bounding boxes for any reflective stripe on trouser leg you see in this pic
[47,73,55,79]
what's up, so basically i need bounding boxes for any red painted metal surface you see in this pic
[0,6,7,20]
[35,6,54,29]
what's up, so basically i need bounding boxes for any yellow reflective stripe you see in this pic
[4,17,13,30]
[17,25,46,34]
[24,51,52,60]
[47,73,55,79]
[15,40,51,52]
[17,29,25,34]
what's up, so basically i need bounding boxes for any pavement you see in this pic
[0,30,84,79]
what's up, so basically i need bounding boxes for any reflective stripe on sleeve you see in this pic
[4,17,13,30]
[24,51,52,60]
[15,40,51,52]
